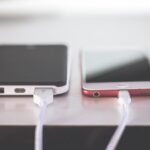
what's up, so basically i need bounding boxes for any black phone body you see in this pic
[0,45,70,95]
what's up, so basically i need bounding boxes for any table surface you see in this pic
[0,15,150,126]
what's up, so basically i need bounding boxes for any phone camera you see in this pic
[93,91,100,97]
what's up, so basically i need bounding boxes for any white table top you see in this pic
[0,15,150,126]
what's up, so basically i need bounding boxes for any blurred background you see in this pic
[0,0,150,50]
[0,0,150,16]
[0,0,150,17]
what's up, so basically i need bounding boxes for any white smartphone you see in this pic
[81,50,150,97]
[0,45,70,96]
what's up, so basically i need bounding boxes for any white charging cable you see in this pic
[33,88,54,150]
[106,90,131,150]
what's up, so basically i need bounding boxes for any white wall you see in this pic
[0,0,150,17]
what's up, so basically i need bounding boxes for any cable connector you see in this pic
[33,88,54,107]
[118,91,131,106]
[33,88,54,150]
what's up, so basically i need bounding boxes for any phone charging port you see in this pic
[15,88,25,93]
[0,88,4,93]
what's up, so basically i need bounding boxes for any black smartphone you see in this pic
[0,44,70,95]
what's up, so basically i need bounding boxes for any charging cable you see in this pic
[33,88,54,150]
[106,90,131,150]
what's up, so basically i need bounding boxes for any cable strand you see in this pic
[34,88,54,150]
[35,104,47,150]
[105,91,131,150]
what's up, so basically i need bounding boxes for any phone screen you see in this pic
[83,51,150,83]
[0,45,67,86]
